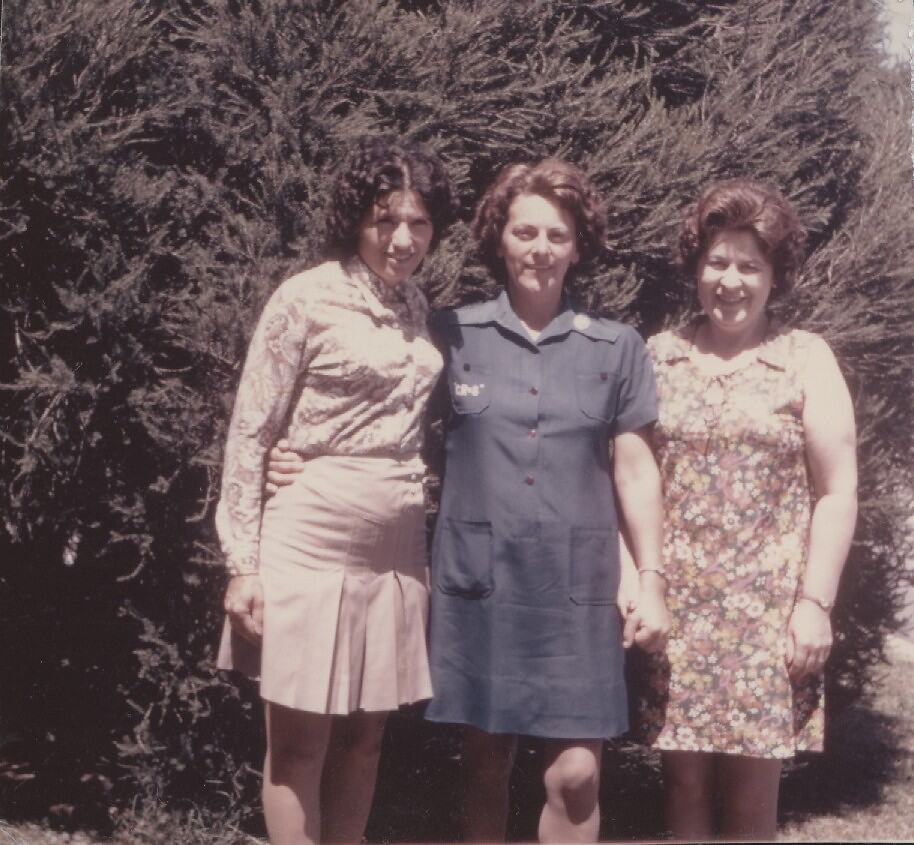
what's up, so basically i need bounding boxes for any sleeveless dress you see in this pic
[632,324,824,759]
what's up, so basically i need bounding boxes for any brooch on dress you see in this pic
[454,382,485,397]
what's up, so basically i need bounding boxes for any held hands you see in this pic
[622,572,671,654]
[786,598,833,680]
[264,438,306,496]
[225,574,265,644]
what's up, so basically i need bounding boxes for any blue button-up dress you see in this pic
[425,291,658,739]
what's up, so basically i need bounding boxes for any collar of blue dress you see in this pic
[439,290,622,347]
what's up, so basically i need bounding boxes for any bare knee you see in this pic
[719,756,781,837]
[266,704,331,782]
[662,752,714,803]
[543,747,600,810]
[464,729,516,787]
[331,712,387,761]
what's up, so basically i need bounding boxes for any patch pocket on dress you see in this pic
[449,365,491,415]
[436,518,494,598]
[575,371,619,423]
[569,527,617,605]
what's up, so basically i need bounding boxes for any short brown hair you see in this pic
[472,158,606,284]
[324,135,457,259]
[676,178,806,297]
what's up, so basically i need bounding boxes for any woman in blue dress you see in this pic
[267,158,668,842]
[424,159,668,842]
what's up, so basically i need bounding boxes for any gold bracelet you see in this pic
[798,591,834,613]
[638,568,667,580]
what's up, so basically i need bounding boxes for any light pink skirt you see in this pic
[217,455,432,714]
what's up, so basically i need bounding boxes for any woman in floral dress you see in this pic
[631,179,858,840]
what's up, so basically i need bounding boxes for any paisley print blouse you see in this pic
[215,257,443,575]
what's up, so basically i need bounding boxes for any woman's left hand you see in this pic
[265,438,306,496]
[786,600,833,679]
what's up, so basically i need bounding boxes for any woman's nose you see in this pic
[531,231,549,254]
[719,265,741,287]
[391,223,412,251]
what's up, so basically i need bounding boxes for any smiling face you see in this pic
[697,228,775,341]
[498,192,579,301]
[356,189,434,287]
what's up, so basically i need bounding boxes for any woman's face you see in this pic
[697,228,775,339]
[357,189,434,287]
[498,192,579,301]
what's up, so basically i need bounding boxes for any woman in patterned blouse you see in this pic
[214,136,456,845]
[630,179,858,840]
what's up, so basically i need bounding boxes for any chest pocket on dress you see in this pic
[449,364,491,415]
[575,371,619,423]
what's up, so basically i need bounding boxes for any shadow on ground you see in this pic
[363,687,904,843]
[779,693,905,824]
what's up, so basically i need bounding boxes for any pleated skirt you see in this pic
[217,455,432,714]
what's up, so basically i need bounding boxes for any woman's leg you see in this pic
[263,702,333,845]
[717,754,782,841]
[538,739,603,843]
[661,750,715,840]
[462,726,518,842]
[320,710,388,843]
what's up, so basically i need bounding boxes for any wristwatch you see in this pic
[798,591,834,613]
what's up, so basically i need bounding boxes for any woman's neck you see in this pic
[507,285,563,332]
[696,315,769,361]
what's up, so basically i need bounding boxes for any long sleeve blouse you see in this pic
[214,257,443,575]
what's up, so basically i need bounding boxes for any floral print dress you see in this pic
[633,324,824,759]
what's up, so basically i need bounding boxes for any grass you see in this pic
[778,634,914,842]
[1,636,912,843]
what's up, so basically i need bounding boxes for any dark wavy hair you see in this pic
[676,178,807,298]
[323,135,457,259]
[471,158,607,284]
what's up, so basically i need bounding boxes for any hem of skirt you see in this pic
[652,739,822,760]
[216,664,259,681]
[261,689,432,716]
[424,707,628,740]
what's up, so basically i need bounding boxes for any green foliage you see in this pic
[1,0,912,837]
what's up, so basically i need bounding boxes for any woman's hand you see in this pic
[264,438,306,496]
[623,572,670,653]
[224,574,264,644]
[613,428,669,654]
[786,599,832,679]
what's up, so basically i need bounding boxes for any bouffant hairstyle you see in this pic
[676,178,807,298]
[324,135,457,258]
[472,158,607,283]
